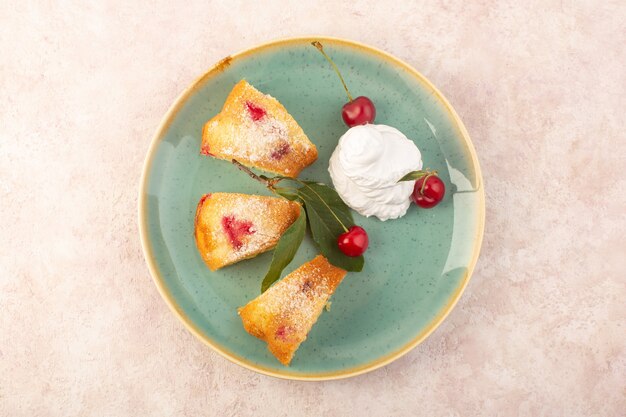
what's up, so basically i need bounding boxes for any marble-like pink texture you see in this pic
[1,1,624,416]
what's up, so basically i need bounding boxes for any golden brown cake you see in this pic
[238,255,347,365]
[201,80,318,178]
[194,192,301,271]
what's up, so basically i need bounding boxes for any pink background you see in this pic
[1,1,624,416]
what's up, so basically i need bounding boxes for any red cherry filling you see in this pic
[200,143,213,156]
[275,325,292,341]
[198,193,211,206]
[245,101,266,121]
[301,280,312,293]
[270,142,291,160]
[301,280,316,299]
[221,215,255,249]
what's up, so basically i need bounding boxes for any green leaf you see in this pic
[261,209,307,293]
[273,187,301,202]
[398,170,429,182]
[297,181,364,272]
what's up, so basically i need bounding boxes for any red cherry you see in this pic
[337,226,369,257]
[411,174,445,208]
[311,41,376,127]
[342,96,376,127]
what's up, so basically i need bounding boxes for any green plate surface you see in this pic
[139,37,484,380]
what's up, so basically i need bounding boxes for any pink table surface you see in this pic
[1,1,624,416]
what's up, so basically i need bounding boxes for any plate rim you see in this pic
[138,36,485,381]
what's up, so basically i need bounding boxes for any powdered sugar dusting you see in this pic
[238,255,347,364]
[236,107,290,162]
[259,265,331,329]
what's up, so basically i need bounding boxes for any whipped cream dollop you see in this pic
[329,124,422,221]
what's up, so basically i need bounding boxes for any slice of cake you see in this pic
[201,80,318,178]
[194,193,301,271]
[238,255,347,365]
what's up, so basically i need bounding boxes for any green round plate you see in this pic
[139,37,484,380]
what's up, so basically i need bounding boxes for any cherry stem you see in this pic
[420,170,438,195]
[231,159,281,190]
[311,41,354,102]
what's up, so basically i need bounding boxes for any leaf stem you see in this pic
[311,41,353,102]
[231,159,281,190]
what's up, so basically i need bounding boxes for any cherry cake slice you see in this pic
[194,193,301,271]
[238,255,347,366]
[201,80,318,178]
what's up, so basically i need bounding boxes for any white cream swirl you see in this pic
[328,124,422,221]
